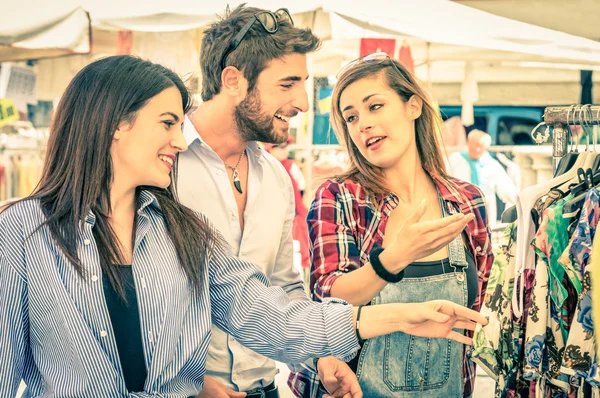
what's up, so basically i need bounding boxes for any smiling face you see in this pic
[339,73,422,172]
[110,86,188,190]
[235,53,309,144]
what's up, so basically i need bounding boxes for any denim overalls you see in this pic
[356,193,468,397]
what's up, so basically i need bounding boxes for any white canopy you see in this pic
[1,6,91,62]
[4,0,600,69]
[80,0,600,67]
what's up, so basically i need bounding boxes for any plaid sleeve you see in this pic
[467,185,494,314]
[458,181,495,397]
[287,367,320,398]
[308,181,362,301]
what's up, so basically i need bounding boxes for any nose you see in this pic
[358,115,374,134]
[172,128,188,153]
[291,87,309,113]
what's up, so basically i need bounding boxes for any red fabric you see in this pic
[281,159,310,269]
[398,43,415,74]
[116,31,133,55]
[359,38,396,57]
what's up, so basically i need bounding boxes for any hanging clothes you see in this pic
[472,184,600,397]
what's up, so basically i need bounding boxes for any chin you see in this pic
[149,176,172,189]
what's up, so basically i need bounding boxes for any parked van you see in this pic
[439,105,546,146]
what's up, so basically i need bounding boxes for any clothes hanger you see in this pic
[580,104,597,170]
[553,105,580,176]
[563,105,600,215]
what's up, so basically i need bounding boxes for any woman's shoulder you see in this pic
[0,198,45,233]
[443,176,486,202]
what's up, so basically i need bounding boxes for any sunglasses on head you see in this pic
[220,8,294,71]
[336,52,404,78]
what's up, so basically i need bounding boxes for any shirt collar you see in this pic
[138,190,161,214]
[183,115,264,159]
[432,174,465,205]
[183,115,201,146]
[83,190,161,227]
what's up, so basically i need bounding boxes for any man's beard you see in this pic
[234,88,286,144]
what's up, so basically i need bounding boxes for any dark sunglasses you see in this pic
[220,8,294,71]
[336,51,404,78]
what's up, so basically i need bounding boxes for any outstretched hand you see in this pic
[381,200,475,273]
[397,300,488,345]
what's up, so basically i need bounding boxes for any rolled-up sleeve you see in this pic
[308,181,361,301]
[208,242,360,364]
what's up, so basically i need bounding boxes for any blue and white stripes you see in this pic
[0,191,359,397]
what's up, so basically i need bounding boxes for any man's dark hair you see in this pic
[200,4,321,101]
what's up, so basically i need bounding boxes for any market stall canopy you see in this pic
[76,0,600,64]
[80,0,324,32]
[316,0,600,66]
[0,6,91,62]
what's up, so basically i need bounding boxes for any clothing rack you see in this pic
[542,105,600,172]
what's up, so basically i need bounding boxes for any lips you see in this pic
[158,154,175,168]
[275,113,290,123]
[366,136,387,147]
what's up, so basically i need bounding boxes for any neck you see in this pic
[110,177,136,219]
[383,146,433,205]
[192,100,248,162]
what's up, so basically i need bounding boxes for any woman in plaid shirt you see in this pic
[289,53,494,397]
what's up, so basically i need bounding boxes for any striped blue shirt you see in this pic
[0,191,359,397]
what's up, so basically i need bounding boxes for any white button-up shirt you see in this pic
[177,118,308,391]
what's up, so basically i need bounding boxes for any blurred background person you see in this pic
[447,129,517,225]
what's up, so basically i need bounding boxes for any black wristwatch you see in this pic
[369,247,405,283]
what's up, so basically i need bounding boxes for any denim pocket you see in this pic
[382,334,452,391]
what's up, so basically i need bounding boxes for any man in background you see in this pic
[447,129,517,225]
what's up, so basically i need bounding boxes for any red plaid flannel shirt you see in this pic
[288,175,494,398]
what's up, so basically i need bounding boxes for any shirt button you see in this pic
[84,239,91,246]
[100,330,108,337]
[217,169,224,176]
[231,212,236,220]
[148,331,153,342]
[91,275,98,282]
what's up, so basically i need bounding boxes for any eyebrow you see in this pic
[159,112,180,122]
[279,75,309,83]
[342,93,382,113]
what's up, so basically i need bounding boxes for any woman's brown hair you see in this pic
[3,55,219,298]
[331,58,448,199]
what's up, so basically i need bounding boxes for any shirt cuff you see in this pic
[314,272,344,301]
[321,297,360,362]
[287,357,318,374]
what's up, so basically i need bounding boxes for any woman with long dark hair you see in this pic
[0,55,486,397]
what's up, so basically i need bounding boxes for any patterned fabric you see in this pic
[525,195,574,392]
[560,189,600,385]
[288,175,494,398]
[471,222,518,397]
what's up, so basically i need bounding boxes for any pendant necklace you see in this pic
[225,149,246,194]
